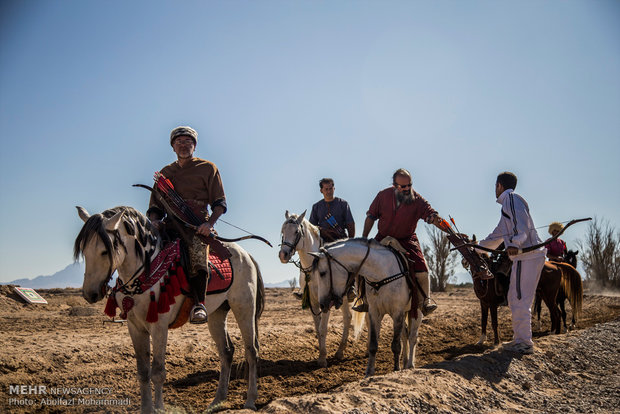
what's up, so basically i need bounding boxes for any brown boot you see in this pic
[422,298,437,316]
[352,296,369,312]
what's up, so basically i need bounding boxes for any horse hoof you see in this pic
[244,402,257,411]
[335,351,344,360]
[317,358,327,368]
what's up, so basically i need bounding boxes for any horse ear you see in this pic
[76,206,90,223]
[298,210,307,223]
[285,210,290,219]
[104,211,124,231]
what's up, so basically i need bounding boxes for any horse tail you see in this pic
[351,308,366,342]
[558,262,583,320]
[249,255,265,351]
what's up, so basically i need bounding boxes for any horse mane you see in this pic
[323,237,382,250]
[73,206,158,277]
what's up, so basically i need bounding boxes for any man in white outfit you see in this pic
[477,172,546,354]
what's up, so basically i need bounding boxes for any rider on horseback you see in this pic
[147,126,227,324]
[356,168,447,316]
[309,178,355,243]
[546,222,568,262]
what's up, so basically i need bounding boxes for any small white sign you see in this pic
[14,287,48,304]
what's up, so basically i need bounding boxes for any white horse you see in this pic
[310,238,423,377]
[278,211,364,367]
[74,206,263,413]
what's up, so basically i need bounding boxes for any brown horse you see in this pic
[534,250,582,332]
[470,249,582,345]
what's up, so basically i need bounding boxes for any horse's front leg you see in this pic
[490,305,500,345]
[207,306,234,409]
[335,304,352,360]
[391,313,404,372]
[128,322,153,414]
[316,310,329,367]
[365,309,381,377]
[150,324,169,411]
[477,302,488,345]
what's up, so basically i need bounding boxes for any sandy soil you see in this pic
[0,285,619,413]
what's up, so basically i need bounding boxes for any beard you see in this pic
[395,189,414,205]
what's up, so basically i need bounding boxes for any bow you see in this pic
[134,183,272,247]
[451,217,591,255]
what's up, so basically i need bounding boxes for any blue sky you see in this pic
[1,0,619,285]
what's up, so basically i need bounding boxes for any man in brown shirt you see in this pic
[147,126,227,324]
[359,168,447,316]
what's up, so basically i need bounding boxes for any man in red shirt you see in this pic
[359,168,447,316]
[546,222,567,262]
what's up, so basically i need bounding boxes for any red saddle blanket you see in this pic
[207,250,233,294]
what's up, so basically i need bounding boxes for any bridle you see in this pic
[280,220,305,255]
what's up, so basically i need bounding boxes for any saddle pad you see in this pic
[206,250,234,295]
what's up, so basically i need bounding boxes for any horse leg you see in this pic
[335,304,352,361]
[391,313,404,372]
[316,310,329,367]
[128,322,153,414]
[365,309,381,377]
[234,304,259,409]
[207,306,234,409]
[490,305,500,345]
[150,326,169,411]
[477,302,488,345]
[534,293,542,331]
[404,314,422,369]
[559,296,567,332]
[542,293,561,334]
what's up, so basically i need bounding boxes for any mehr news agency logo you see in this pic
[7,384,131,407]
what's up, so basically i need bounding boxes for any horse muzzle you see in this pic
[82,280,106,304]
[278,248,292,264]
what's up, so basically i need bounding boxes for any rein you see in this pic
[322,242,371,302]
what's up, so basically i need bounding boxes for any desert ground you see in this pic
[1,284,619,413]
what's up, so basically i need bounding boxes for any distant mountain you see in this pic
[264,279,296,288]
[3,262,293,290]
[3,262,85,289]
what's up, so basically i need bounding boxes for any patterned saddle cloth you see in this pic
[206,250,233,294]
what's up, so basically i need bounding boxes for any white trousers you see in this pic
[508,254,546,346]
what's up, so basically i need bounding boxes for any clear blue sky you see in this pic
[1,1,619,285]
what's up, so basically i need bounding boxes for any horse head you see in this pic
[279,210,306,263]
[565,250,579,268]
[74,206,158,304]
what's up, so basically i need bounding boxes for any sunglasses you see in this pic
[395,183,412,189]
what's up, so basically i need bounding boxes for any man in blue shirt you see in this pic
[309,178,355,242]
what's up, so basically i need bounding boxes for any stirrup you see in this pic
[190,304,208,324]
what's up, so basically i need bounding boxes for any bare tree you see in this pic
[288,276,297,291]
[423,225,458,292]
[577,218,620,289]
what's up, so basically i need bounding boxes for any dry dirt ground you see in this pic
[1,285,619,413]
